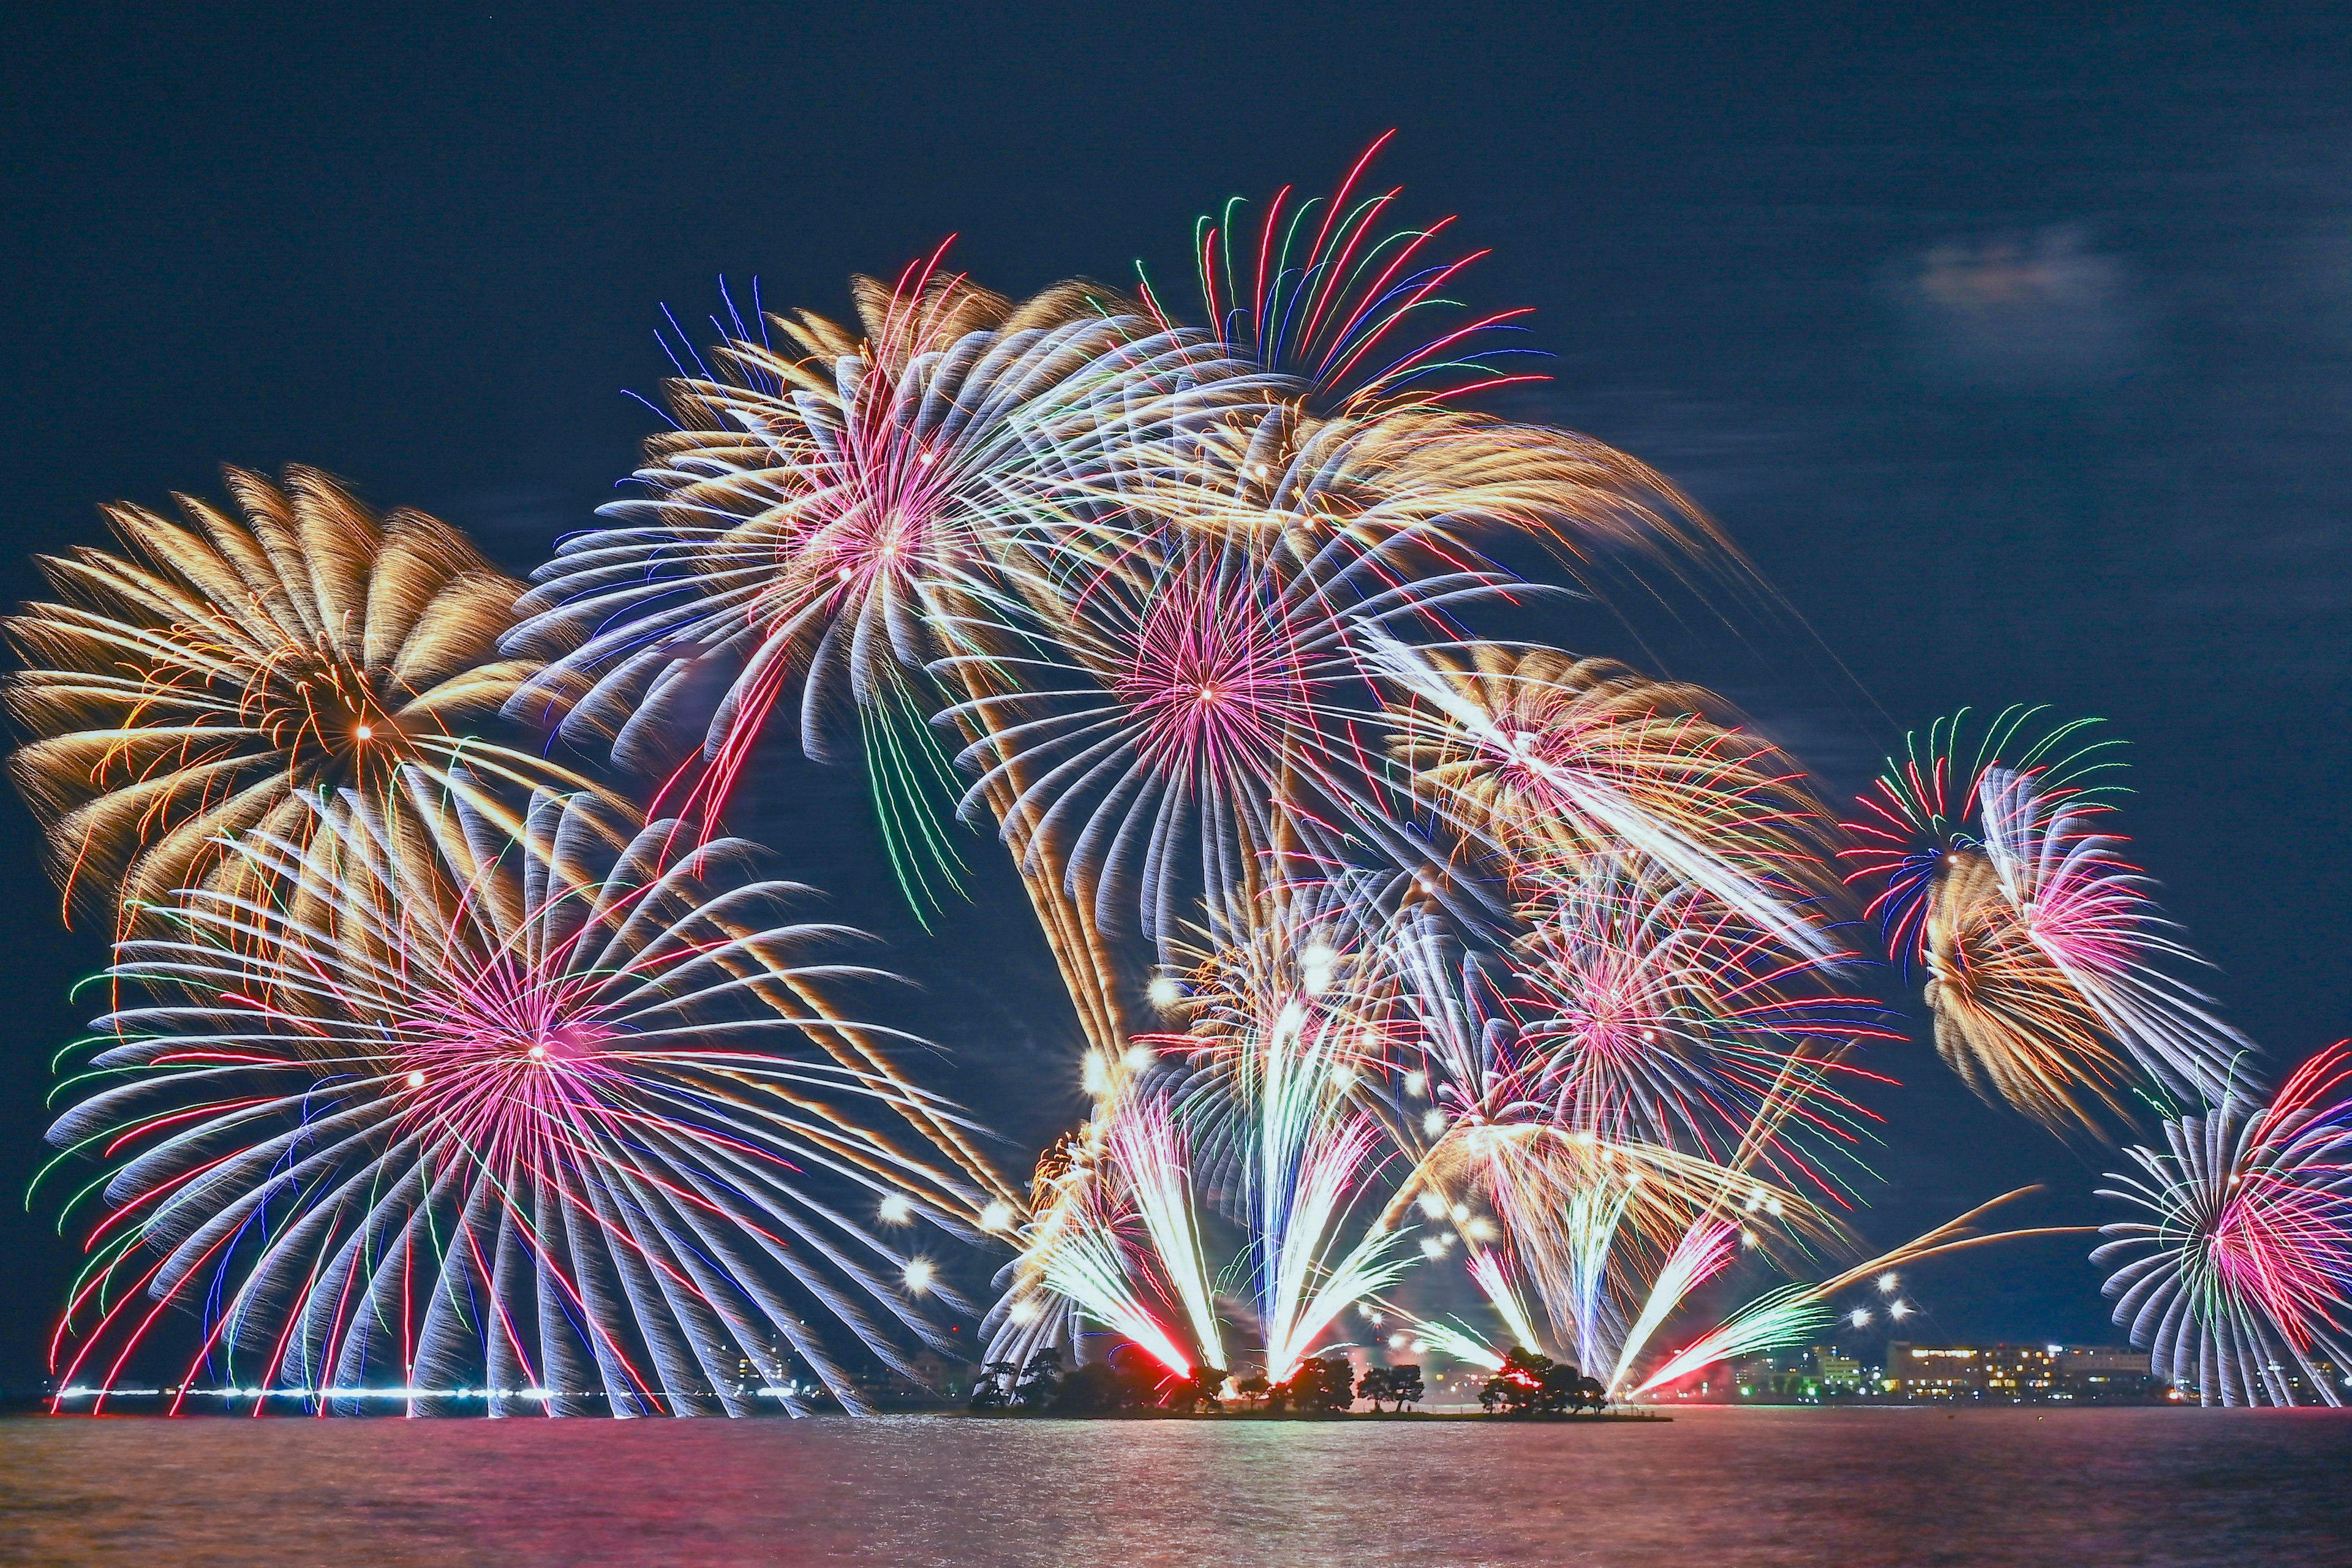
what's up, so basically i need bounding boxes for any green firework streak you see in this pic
[859,674,971,929]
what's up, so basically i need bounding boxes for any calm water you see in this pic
[3,1406,2348,1566]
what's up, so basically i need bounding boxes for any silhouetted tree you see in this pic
[1480,1346,1554,1415]
[1235,1374,1272,1410]
[1387,1365,1425,1411]
[1322,1356,1359,1411]
[969,1360,1019,1411]
[1539,1362,1586,1414]
[1014,1348,1064,1409]
[1357,1366,1393,1412]
[1055,1363,1123,1413]
[1166,1366,1226,1413]
[1275,1356,1356,1412]
[1055,1348,1162,1414]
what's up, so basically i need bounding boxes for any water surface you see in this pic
[4,1406,2348,1566]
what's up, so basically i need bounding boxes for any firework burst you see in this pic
[2095,1047,2352,1406]
[1847,709,2248,1131]
[40,782,1004,1415]
[1376,639,1839,960]
[4,467,593,925]
[940,527,1507,952]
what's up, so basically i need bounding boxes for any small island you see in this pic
[965,1346,1652,1420]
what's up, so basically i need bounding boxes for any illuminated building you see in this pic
[1887,1343,2166,1403]
[1812,1349,1863,1395]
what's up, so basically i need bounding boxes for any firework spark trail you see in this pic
[1629,1190,2085,1396]
[2095,1046,2352,1406]
[1466,1246,1545,1356]
[1608,1217,1738,1392]
[999,1093,1227,1377]
[1373,636,1840,962]
[1166,881,1420,1382]
[39,781,993,1415]
[1105,1096,1227,1373]
[1409,1315,1506,1372]
[1024,1161,1199,1378]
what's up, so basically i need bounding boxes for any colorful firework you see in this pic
[1628,1189,2075,1397]
[939,511,1510,954]
[500,266,1262,1077]
[998,1090,1228,1379]
[1168,130,1534,416]
[1371,900,1869,1379]
[39,782,1005,1414]
[9,148,2241,1422]
[503,267,1230,869]
[4,467,594,925]
[1846,709,2248,1131]
[1379,640,1837,956]
[1507,864,1885,1170]
[2095,1046,2352,1406]
[1161,881,1419,1382]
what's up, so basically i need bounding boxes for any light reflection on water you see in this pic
[4,1406,2348,1567]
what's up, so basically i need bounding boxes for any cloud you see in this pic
[1894,225,2145,387]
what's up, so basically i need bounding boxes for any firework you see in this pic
[1846,709,2248,1131]
[13,151,2203,1424]
[940,530,1508,954]
[1508,864,1883,1167]
[1161,136,1758,619]
[998,879,1425,1385]
[938,147,1783,963]
[502,265,1264,1070]
[1628,1189,2072,1397]
[4,467,592,924]
[999,1092,1228,1379]
[1379,903,1863,1374]
[1376,638,1838,960]
[2094,1046,2352,1406]
[39,782,1004,1414]
[1164,881,1418,1381]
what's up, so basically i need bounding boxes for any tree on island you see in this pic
[1235,1374,1272,1410]
[1054,1345,1164,1413]
[1055,1362,1135,1413]
[1164,1365,1227,1413]
[1272,1356,1357,1413]
[1014,1348,1064,1410]
[1480,1346,1553,1414]
[1539,1362,1587,1414]
[1357,1366,1393,1412]
[969,1360,1020,1411]
[1477,1348,1609,1415]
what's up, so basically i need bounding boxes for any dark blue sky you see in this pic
[2,3,2346,1391]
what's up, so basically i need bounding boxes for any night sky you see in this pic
[2,4,2346,1395]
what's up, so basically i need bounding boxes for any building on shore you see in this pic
[1883,1343,2169,1403]
[1656,1343,2175,1404]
